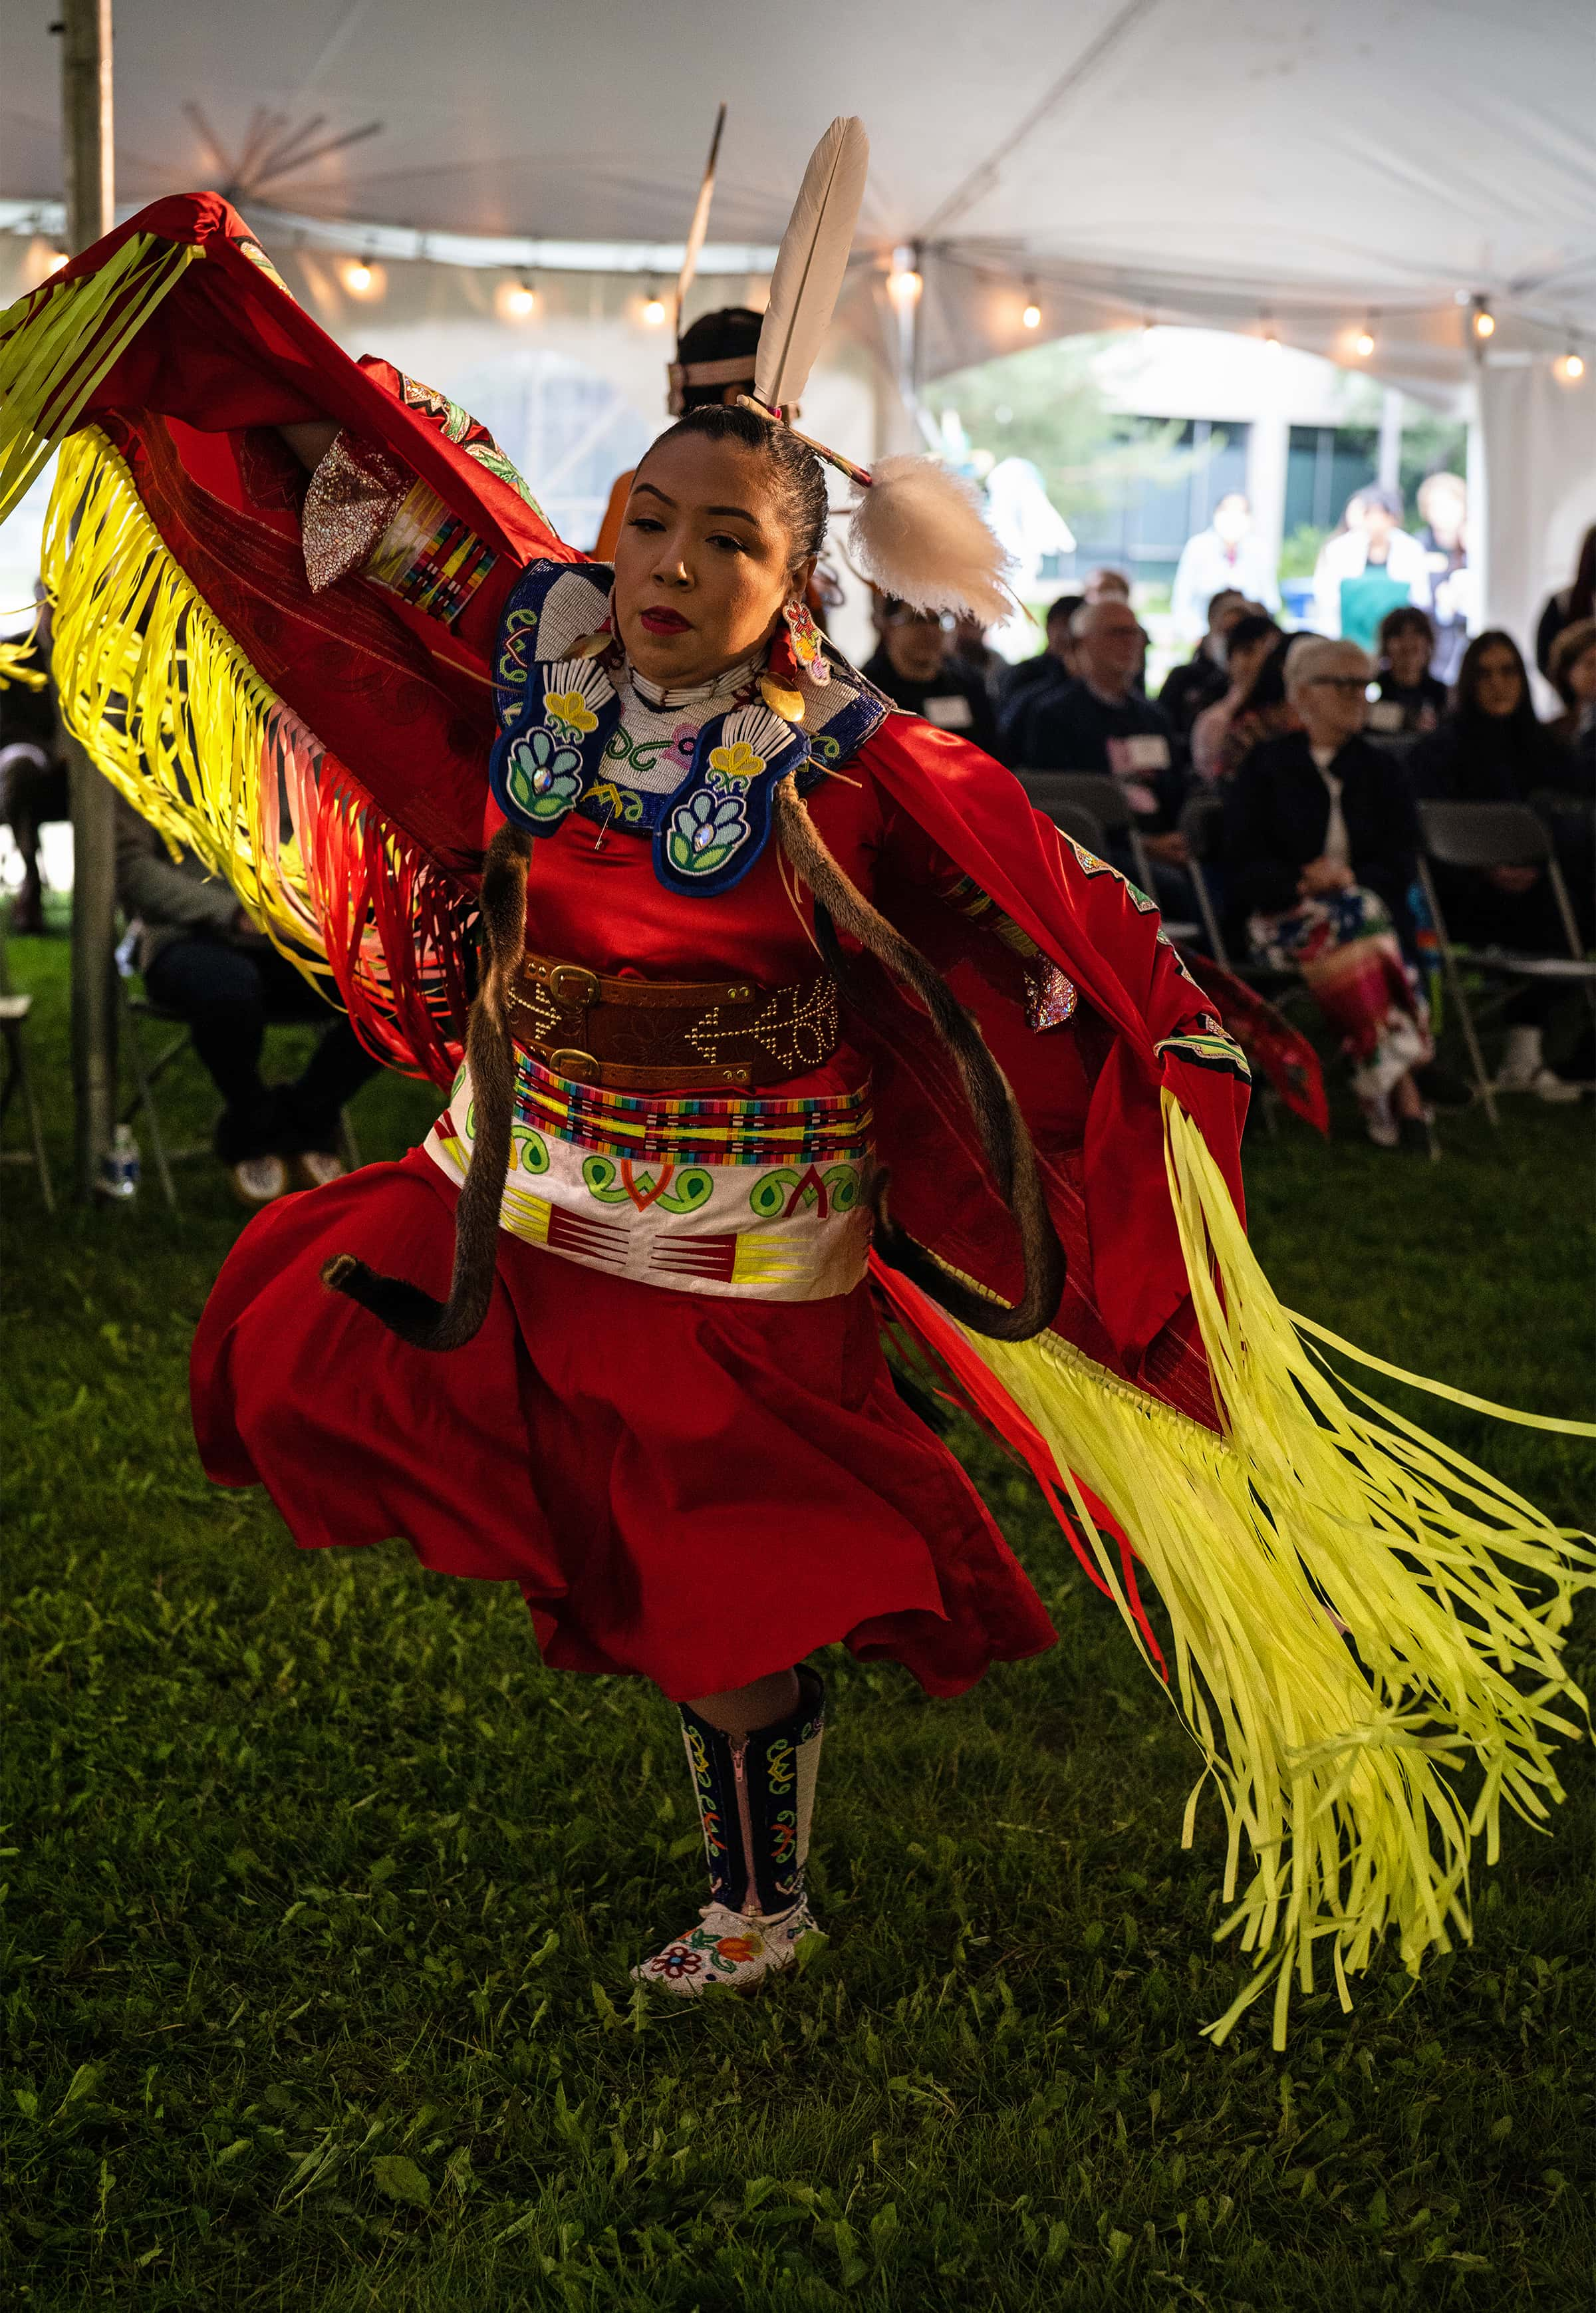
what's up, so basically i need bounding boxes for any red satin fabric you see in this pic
[191,1149,1057,1700]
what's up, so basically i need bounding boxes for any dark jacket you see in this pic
[1368,672,1448,734]
[1407,710,1570,805]
[861,649,999,761]
[1158,649,1228,738]
[1223,730,1420,932]
[1017,678,1186,830]
[114,793,242,973]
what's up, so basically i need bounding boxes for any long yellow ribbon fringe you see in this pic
[39,429,334,980]
[0,233,202,525]
[962,1094,1593,2049]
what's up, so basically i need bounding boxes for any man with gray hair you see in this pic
[1224,634,1442,1148]
[1017,595,1192,911]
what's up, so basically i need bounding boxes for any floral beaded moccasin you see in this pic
[631,1898,819,1995]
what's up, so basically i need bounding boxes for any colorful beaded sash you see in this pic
[513,1049,872,1166]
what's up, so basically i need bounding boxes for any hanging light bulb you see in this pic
[640,285,668,327]
[883,243,920,312]
[497,277,537,322]
[340,255,384,299]
[1353,321,1376,359]
[1555,343,1586,384]
[1471,295,1496,341]
[1021,283,1041,331]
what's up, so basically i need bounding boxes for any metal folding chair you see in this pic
[1415,799,1596,1125]
[1017,771,1202,941]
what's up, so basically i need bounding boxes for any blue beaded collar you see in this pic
[489,559,889,896]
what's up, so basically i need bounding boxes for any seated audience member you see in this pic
[1158,587,1247,737]
[1224,637,1434,1149]
[1547,618,1596,773]
[863,601,999,757]
[1190,612,1283,782]
[1535,523,1595,678]
[1211,627,1301,784]
[1170,493,1281,646]
[1083,566,1132,603]
[1018,597,1192,910]
[1369,605,1448,734]
[1409,631,1582,1100]
[114,794,383,1201]
[1311,487,1429,647]
[0,597,70,936]
[996,592,1082,754]
[946,612,1005,699]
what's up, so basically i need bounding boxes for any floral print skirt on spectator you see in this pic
[1249,886,1432,1134]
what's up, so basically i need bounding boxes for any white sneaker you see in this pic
[230,1154,289,1204]
[631,1897,819,1996]
[1525,1067,1581,1105]
[1360,1092,1399,1149]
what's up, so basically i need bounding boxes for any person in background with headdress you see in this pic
[593,304,765,562]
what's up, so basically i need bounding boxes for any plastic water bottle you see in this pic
[98,1123,141,1202]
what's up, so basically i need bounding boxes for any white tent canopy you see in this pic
[5,0,1594,634]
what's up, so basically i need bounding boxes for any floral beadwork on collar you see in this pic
[490,560,891,896]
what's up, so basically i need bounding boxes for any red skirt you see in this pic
[190,1147,1056,1701]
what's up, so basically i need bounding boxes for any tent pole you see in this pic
[61,0,119,1204]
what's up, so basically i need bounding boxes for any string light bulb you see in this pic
[886,259,923,313]
[1021,283,1041,331]
[1353,321,1376,358]
[340,256,384,299]
[499,278,537,321]
[1471,295,1496,341]
[1555,345,1586,383]
[640,286,667,327]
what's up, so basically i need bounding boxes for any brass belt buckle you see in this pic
[549,963,600,1008]
[548,1047,601,1085]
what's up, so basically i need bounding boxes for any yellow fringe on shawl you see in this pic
[0,232,202,524]
[39,428,333,975]
[32,430,469,1079]
[961,1094,1593,2050]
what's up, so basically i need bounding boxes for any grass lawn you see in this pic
[3,920,1593,2312]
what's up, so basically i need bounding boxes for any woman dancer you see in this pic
[1,124,1588,2046]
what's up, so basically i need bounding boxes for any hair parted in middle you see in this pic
[640,402,830,579]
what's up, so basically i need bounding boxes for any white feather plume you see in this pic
[848,456,1015,625]
[754,116,869,412]
[674,101,726,328]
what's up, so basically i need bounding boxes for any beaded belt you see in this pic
[508,950,841,1091]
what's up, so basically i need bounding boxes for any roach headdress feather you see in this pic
[746,116,1014,626]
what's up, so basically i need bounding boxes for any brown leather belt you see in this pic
[508,950,841,1092]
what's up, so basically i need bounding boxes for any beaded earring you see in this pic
[782,593,829,686]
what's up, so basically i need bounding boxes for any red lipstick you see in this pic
[640,607,691,634]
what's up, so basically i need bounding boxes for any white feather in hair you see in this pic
[848,456,1015,625]
[754,116,869,414]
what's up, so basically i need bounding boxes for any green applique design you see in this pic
[582,1157,628,1204]
[505,728,583,820]
[603,725,680,782]
[509,1127,550,1174]
[666,780,750,878]
[464,439,547,517]
[747,1162,860,1220]
[657,1169,714,1214]
[1155,1027,1252,1085]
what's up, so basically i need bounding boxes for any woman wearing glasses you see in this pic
[1224,636,1436,1149]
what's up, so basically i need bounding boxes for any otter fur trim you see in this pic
[321,822,531,1351]
[773,775,1063,1341]
[847,456,1014,625]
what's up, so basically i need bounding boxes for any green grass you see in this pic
[3,922,1593,2312]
